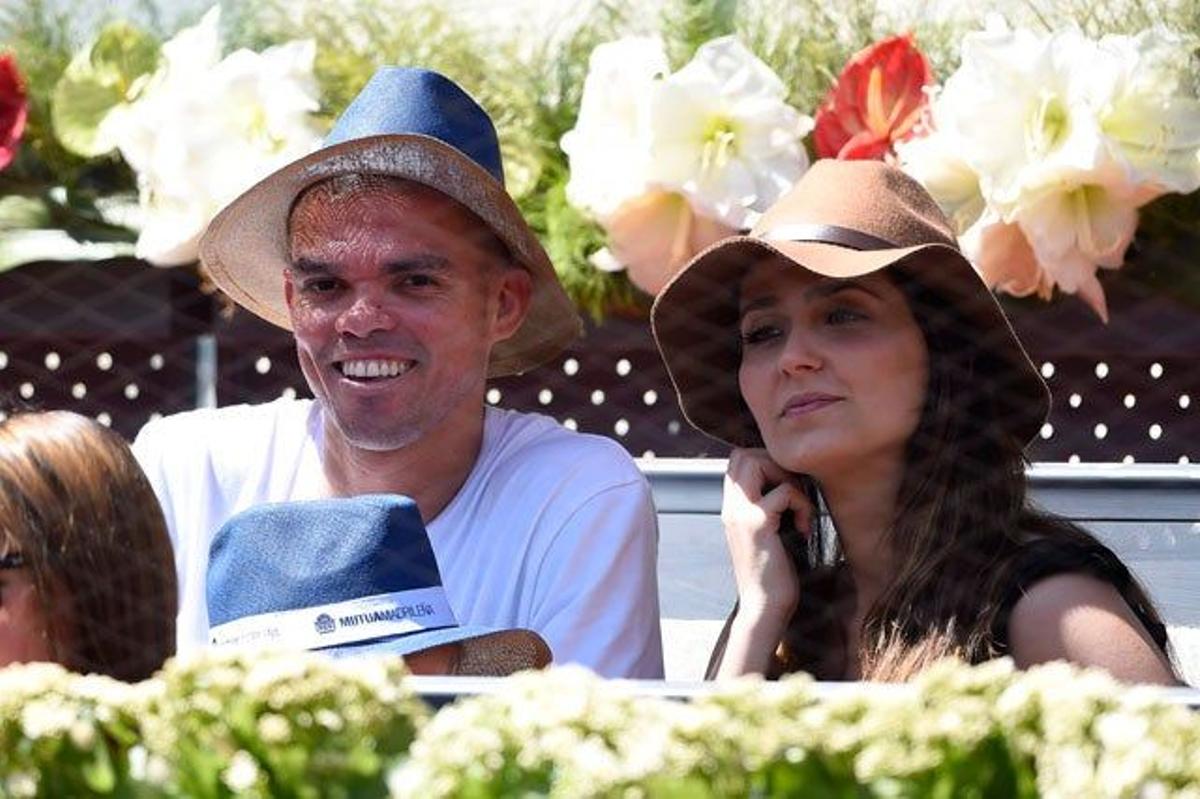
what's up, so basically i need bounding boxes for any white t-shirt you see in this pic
[133,398,664,678]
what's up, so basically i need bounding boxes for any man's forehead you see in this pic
[287,173,512,266]
[290,174,468,225]
[290,173,487,233]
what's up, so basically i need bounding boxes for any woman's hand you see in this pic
[715,448,814,677]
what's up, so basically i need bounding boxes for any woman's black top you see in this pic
[991,537,1170,655]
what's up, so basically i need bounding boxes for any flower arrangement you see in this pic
[0,663,146,797]
[0,654,1198,797]
[561,34,812,295]
[898,20,1200,321]
[1,0,1199,321]
[0,650,427,798]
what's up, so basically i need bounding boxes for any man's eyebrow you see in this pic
[288,254,452,275]
[290,257,335,275]
[383,254,450,273]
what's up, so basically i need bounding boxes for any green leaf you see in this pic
[50,21,160,157]
[82,737,118,794]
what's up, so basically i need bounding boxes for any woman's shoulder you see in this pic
[994,533,1170,656]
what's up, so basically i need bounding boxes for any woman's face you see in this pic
[0,554,54,667]
[737,259,929,480]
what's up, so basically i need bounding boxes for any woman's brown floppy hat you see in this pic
[199,67,581,378]
[651,159,1050,448]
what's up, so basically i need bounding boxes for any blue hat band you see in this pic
[208,586,457,651]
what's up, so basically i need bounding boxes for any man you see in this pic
[133,67,663,678]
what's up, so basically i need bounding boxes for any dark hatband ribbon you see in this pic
[759,224,897,252]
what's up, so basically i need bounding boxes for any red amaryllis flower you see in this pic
[813,34,933,161]
[0,53,29,171]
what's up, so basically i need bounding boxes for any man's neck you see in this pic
[320,407,488,523]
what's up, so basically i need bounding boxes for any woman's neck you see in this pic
[819,455,906,609]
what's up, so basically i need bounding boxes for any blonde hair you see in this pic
[0,411,176,681]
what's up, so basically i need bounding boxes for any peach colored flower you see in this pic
[813,34,933,161]
[603,190,735,295]
[961,214,1054,300]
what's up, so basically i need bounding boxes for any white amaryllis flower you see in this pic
[1010,182,1138,321]
[901,19,1200,321]
[895,124,985,235]
[937,22,1119,210]
[1093,27,1200,199]
[648,36,813,228]
[561,36,669,220]
[104,7,323,266]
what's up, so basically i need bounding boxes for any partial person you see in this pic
[652,159,1178,684]
[133,67,663,678]
[0,410,176,681]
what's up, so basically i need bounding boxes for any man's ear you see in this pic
[490,267,533,345]
[283,269,296,310]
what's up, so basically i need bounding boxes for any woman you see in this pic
[652,160,1178,684]
[0,410,176,681]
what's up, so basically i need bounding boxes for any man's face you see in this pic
[284,177,531,451]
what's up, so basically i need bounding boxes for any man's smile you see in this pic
[334,358,416,381]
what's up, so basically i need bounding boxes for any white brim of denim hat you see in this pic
[208,583,550,676]
[199,133,582,378]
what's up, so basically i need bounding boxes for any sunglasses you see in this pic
[0,552,26,570]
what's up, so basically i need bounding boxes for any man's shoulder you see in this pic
[133,397,316,461]
[483,407,645,491]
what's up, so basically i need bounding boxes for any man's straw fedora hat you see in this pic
[651,159,1049,448]
[199,66,581,377]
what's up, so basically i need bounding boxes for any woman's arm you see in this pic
[1007,572,1180,685]
[711,449,811,679]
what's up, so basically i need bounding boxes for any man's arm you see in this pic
[529,478,664,679]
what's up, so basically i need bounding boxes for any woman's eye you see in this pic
[826,307,866,325]
[740,324,780,345]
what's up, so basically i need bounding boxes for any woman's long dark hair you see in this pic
[774,260,1170,681]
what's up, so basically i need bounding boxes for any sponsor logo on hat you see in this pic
[314,613,336,635]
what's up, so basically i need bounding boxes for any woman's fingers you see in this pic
[725,448,789,502]
[758,480,800,515]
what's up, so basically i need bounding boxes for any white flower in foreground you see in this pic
[222,750,261,792]
[902,20,1200,320]
[1011,182,1139,321]
[896,124,985,235]
[648,36,812,228]
[105,7,322,266]
[938,22,1119,209]
[561,36,669,220]
[1094,27,1200,199]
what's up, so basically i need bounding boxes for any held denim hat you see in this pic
[651,159,1049,448]
[206,494,550,675]
[199,66,581,377]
